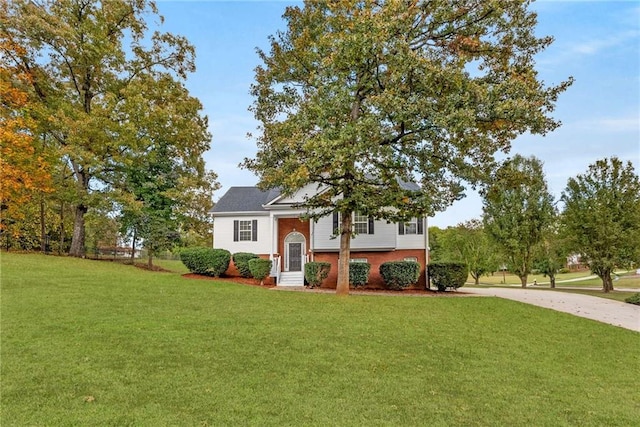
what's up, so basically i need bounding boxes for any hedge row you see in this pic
[428,262,468,291]
[233,252,259,278]
[180,247,231,277]
[304,262,331,288]
[248,258,272,285]
[380,261,421,290]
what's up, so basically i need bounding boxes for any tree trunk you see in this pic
[69,204,87,257]
[59,201,64,255]
[473,273,480,285]
[601,271,614,293]
[40,197,46,253]
[550,275,556,289]
[131,228,137,262]
[520,275,527,288]
[336,211,352,296]
[148,250,153,269]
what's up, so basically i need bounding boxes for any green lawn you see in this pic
[2,253,639,426]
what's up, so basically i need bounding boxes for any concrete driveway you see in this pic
[464,287,640,332]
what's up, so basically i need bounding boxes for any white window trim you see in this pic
[238,220,252,241]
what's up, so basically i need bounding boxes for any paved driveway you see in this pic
[464,287,640,332]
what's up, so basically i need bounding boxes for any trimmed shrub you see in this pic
[180,247,231,277]
[349,262,371,288]
[379,261,420,291]
[625,293,640,306]
[248,258,272,285]
[428,262,468,292]
[233,252,259,278]
[304,262,331,288]
[558,268,571,274]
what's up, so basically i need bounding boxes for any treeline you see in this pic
[429,155,640,293]
[1,1,218,262]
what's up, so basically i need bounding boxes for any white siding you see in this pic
[397,232,426,250]
[213,216,271,254]
[271,182,326,205]
[312,215,398,251]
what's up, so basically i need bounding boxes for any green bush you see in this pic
[558,268,571,274]
[248,258,272,285]
[624,293,640,306]
[233,252,259,278]
[428,262,468,292]
[180,247,231,277]
[349,262,371,288]
[304,262,331,288]
[379,261,420,291]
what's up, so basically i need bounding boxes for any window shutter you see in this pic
[417,217,424,235]
[233,220,239,241]
[333,212,338,234]
[398,222,405,235]
[368,216,374,234]
[252,219,258,241]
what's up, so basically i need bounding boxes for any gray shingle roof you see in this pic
[211,187,281,213]
[211,179,420,214]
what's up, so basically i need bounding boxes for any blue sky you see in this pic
[155,0,639,228]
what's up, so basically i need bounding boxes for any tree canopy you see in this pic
[2,0,216,255]
[561,157,640,292]
[244,0,571,294]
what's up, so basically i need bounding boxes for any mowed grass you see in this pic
[1,254,639,426]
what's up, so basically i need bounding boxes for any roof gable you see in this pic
[211,187,281,213]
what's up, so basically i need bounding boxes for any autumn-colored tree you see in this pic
[244,0,572,294]
[3,0,209,256]
[0,36,52,241]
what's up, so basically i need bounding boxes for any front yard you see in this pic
[1,253,638,425]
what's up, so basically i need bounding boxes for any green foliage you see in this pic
[349,262,371,288]
[483,155,556,287]
[4,0,215,256]
[429,262,469,292]
[558,268,571,274]
[561,157,640,292]
[304,262,331,288]
[233,252,259,278]
[244,1,571,294]
[437,219,498,284]
[180,247,230,277]
[248,258,272,285]
[379,261,420,291]
[624,293,640,306]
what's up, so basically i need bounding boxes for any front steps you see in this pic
[278,271,304,286]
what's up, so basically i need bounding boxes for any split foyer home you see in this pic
[210,182,429,288]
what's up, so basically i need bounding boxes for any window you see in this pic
[398,218,423,235]
[404,218,418,235]
[332,212,374,235]
[234,219,258,242]
[238,220,252,241]
[353,212,369,234]
[404,257,418,262]
[350,258,368,263]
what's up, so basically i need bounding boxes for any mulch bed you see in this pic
[181,273,472,296]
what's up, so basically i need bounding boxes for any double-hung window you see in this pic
[233,219,258,241]
[398,218,424,235]
[332,212,374,235]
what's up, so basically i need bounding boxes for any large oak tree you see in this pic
[2,0,211,256]
[561,158,640,292]
[244,0,571,294]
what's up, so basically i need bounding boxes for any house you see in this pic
[210,182,429,288]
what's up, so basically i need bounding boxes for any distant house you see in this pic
[210,182,429,288]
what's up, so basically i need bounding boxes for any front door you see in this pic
[287,242,302,272]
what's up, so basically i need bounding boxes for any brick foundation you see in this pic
[313,249,427,289]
